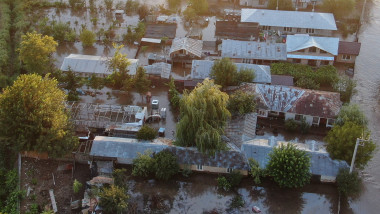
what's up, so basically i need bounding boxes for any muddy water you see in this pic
[127,174,339,214]
[347,0,380,213]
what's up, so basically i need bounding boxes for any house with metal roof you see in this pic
[143,62,172,79]
[60,54,139,78]
[241,138,348,182]
[215,21,260,41]
[336,41,361,64]
[286,34,339,67]
[240,0,322,10]
[238,83,342,127]
[89,136,249,175]
[221,40,287,65]
[190,60,272,84]
[144,23,177,39]
[169,38,203,67]
[241,9,337,36]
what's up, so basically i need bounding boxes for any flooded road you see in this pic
[348,0,380,213]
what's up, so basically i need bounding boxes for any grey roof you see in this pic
[271,75,294,86]
[191,60,271,84]
[221,40,287,60]
[144,63,172,79]
[241,139,348,177]
[241,9,337,30]
[167,147,249,170]
[90,136,169,164]
[89,136,249,170]
[60,54,139,75]
[170,38,203,58]
[286,35,339,55]
[145,24,177,39]
[239,83,342,118]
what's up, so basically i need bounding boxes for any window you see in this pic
[297,28,302,33]
[312,117,319,124]
[262,26,271,30]
[227,168,233,173]
[306,28,314,34]
[321,60,330,65]
[327,119,335,126]
[257,109,267,117]
[298,49,305,53]
[259,0,266,5]
[320,49,328,54]
[197,164,203,171]
[284,27,292,32]
[295,114,303,121]
[309,47,317,53]
[342,54,352,60]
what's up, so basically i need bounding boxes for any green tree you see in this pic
[107,43,132,89]
[136,125,156,140]
[175,79,231,154]
[336,168,362,198]
[335,104,368,127]
[268,0,293,10]
[104,0,113,11]
[248,158,265,185]
[227,90,256,115]
[235,67,256,85]
[62,69,84,101]
[73,179,83,193]
[99,185,129,214]
[0,74,78,157]
[134,67,151,99]
[88,73,104,94]
[18,32,58,74]
[315,65,339,87]
[153,150,179,180]
[80,29,96,47]
[322,0,355,20]
[334,76,357,103]
[138,4,149,20]
[167,77,181,110]
[132,151,155,177]
[325,122,376,169]
[267,144,311,188]
[189,0,208,15]
[210,58,237,88]
[183,7,197,23]
[112,168,128,188]
[0,170,24,213]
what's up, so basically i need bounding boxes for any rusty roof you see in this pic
[239,83,342,118]
[338,41,361,55]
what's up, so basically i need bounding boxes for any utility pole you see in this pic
[350,138,367,173]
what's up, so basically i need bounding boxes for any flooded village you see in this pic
[0,0,379,214]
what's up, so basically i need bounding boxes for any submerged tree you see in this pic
[134,67,151,99]
[99,185,129,214]
[18,32,58,74]
[267,144,311,188]
[107,43,132,89]
[0,74,78,157]
[175,79,231,154]
[79,29,96,47]
[210,58,237,88]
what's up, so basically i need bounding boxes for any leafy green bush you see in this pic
[26,203,39,214]
[132,151,155,178]
[181,165,192,177]
[99,185,129,214]
[267,144,311,188]
[167,77,181,110]
[112,168,128,188]
[73,179,83,193]
[334,76,357,103]
[153,150,179,180]
[336,168,362,198]
[229,194,245,209]
[80,29,96,47]
[295,77,320,90]
[285,119,299,132]
[227,90,256,115]
[248,158,265,184]
[300,118,310,134]
[217,176,232,191]
[234,67,256,85]
[136,125,156,140]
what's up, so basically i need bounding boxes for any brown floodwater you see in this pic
[347,0,380,213]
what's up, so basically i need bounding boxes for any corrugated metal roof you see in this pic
[145,24,177,39]
[241,139,348,177]
[215,21,259,41]
[239,83,342,118]
[241,9,337,30]
[221,40,287,60]
[286,35,339,55]
[338,41,361,55]
[190,60,271,84]
[60,54,139,76]
[144,62,172,79]
[141,38,161,44]
[170,38,203,58]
